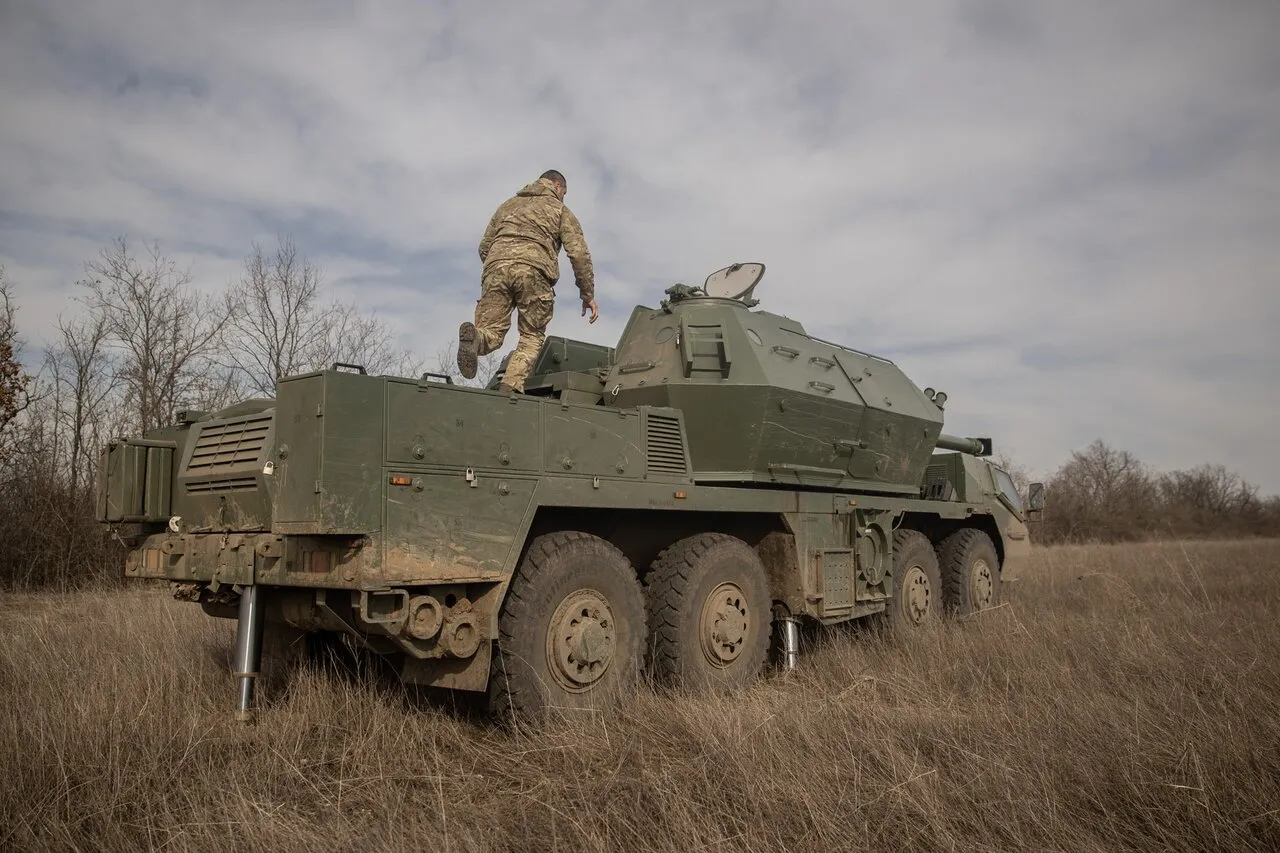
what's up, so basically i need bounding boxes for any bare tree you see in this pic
[308,300,425,379]
[221,236,326,395]
[79,238,231,433]
[1041,439,1159,543]
[1159,464,1262,527]
[47,313,119,494]
[1,268,38,455]
[221,235,424,393]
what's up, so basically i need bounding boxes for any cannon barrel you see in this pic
[935,434,993,457]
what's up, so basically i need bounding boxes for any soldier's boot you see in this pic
[498,383,517,393]
[456,322,478,379]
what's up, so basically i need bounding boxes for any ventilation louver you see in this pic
[187,413,272,475]
[646,414,688,476]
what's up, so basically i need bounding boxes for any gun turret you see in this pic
[601,263,959,494]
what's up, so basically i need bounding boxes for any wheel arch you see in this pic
[517,506,789,583]
[898,511,1005,572]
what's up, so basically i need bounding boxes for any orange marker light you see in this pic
[389,475,413,486]
[674,491,687,500]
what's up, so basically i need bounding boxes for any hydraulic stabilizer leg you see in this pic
[232,584,265,724]
[780,616,800,672]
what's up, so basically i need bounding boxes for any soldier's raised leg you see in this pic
[459,266,515,379]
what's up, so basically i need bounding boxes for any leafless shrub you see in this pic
[1030,439,1280,544]
[1159,464,1263,524]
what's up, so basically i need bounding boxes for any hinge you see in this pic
[316,403,323,417]
[314,480,322,494]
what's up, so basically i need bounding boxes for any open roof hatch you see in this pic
[703,262,765,305]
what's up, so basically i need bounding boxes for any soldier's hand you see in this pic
[582,298,599,324]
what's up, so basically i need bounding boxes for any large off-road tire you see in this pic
[883,529,943,633]
[939,528,1001,616]
[488,531,646,721]
[645,533,773,691]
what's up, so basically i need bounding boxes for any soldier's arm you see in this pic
[560,206,595,301]
[478,208,501,262]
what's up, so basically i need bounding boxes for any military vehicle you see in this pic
[97,263,1043,721]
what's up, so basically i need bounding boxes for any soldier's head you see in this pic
[540,169,567,199]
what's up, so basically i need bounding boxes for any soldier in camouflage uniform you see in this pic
[457,169,598,392]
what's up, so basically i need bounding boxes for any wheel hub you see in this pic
[970,558,993,607]
[901,565,932,624]
[700,582,750,667]
[547,589,616,691]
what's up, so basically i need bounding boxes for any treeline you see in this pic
[1001,439,1280,544]
[0,235,455,589]
[1,239,1276,589]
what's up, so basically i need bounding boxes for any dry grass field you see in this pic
[3,538,1279,853]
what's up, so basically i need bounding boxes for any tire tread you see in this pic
[884,528,942,633]
[644,533,772,687]
[489,531,645,720]
[938,527,1000,615]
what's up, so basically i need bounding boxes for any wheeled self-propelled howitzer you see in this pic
[98,263,1043,721]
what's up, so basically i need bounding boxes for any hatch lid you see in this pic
[703,262,765,303]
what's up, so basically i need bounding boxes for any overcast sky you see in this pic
[1,0,1278,491]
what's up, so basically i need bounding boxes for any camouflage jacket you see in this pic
[478,178,595,300]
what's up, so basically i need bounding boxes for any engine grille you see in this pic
[646,414,688,475]
[186,476,258,494]
[187,413,272,475]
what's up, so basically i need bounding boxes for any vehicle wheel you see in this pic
[884,529,943,633]
[488,531,646,721]
[645,533,773,691]
[939,528,1001,616]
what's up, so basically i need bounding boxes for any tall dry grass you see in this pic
[3,538,1279,852]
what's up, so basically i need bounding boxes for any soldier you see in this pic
[457,169,598,392]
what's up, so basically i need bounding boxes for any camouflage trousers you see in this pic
[474,262,555,392]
